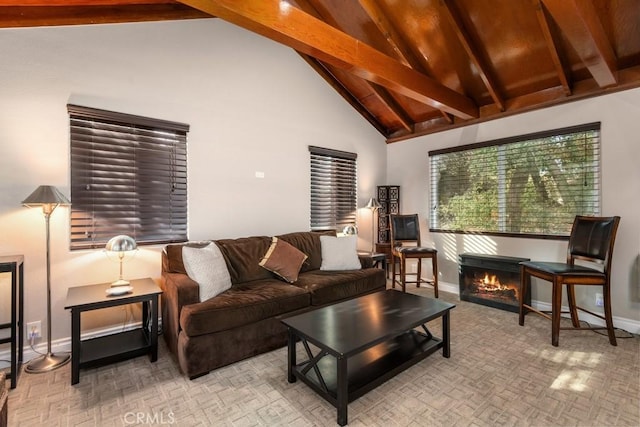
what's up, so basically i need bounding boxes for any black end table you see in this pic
[0,256,23,389]
[64,278,161,385]
[358,251,387,276]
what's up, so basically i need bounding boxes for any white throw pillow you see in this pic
[182,242,232,301]
[320,235,361,271]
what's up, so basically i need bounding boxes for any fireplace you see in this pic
[458,253,531,313]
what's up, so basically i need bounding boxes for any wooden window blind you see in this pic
[429,123,601,238]
[309,146,357,231]
[68,104,189,250]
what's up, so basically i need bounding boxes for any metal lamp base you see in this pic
[111,279,130,287]
[24,352,71,373]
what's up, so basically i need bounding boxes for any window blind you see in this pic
[69,104,189,249]
[429,123,600,238]
[309,146,357,231]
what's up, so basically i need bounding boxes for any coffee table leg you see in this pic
[337,356,348,426]
[442,310,451,358]
[287,329,296,383]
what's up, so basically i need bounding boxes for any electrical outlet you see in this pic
[595,293,604,307]
[27,321,41,339]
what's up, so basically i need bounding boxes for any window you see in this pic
[309,146,357,231]
[69,105,188,250]
[429,123,600,238]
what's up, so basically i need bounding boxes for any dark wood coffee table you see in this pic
[281,290,455,426]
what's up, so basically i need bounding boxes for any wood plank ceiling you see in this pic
[3,0,640,143]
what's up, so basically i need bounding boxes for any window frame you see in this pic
[428,122,601,239]
[309,146,358,232]
[68,104,189,250]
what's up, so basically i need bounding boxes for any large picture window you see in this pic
[309,146,357,231]
[429,123,600,238]
[69,104,188,250]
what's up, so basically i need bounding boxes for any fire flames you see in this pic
[470,272,518,299]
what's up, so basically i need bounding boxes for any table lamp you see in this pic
[105,235,137,287]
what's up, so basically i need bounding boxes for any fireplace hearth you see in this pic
[458,253,531,313]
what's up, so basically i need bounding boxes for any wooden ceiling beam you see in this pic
[297,0,413,132]
[368,84,414,132]
[358,0,421,70]
[0,4,210,28]
[388,63,640,143]
[300,54,388,136]
[2,0,177,5]
[177,0,478,120]
[541,0,617,87]
[358,0,452,124]
[441,0,505,112]
[532,0,571,96]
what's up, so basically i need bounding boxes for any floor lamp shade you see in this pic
[22,185,71,373]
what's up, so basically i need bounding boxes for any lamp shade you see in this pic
[342,225,358,235]
[105,235,137,252]
[365,198,381,210]
[22,185,70,207]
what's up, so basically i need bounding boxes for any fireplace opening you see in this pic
[459,253,531,313]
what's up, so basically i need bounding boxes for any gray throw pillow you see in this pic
[182,242,232,301]
[320,235,361,270]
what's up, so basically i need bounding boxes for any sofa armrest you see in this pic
[358,254,375,269]
[160,271,200,355]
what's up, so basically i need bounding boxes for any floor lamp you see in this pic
[365,198,381,253]
[22,185,71,373]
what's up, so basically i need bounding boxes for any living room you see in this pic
[0,9,639,427]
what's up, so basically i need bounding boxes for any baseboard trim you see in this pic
[437,280,639,334]
[0,321,145,370]
[531,300,640,335]
[2,285,637,369]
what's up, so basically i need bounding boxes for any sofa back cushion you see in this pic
[215,236,273,284]
[163,241,211,275]
[276,230,335,273]
[163,232,337,283]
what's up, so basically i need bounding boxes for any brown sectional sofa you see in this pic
[161,231,386,379]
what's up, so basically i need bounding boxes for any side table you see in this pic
[64,278,162,385]
[0,256,23,389]
[358,252,387,277]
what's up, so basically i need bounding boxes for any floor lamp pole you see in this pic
[370,209,376,253]
[25,206,70,373]
[365,198,381,254]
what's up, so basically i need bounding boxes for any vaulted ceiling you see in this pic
[3,1,640,142]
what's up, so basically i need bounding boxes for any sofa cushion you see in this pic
[179,279,310,336]
[320,235,361,270]
[215,236,273,284]
[277,230,335,273]
[293,268,386,306]
[259,237,308,283]
[182,243,232,301]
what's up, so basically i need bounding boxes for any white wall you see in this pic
[0,19,387,343]
[387,88,640,327]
